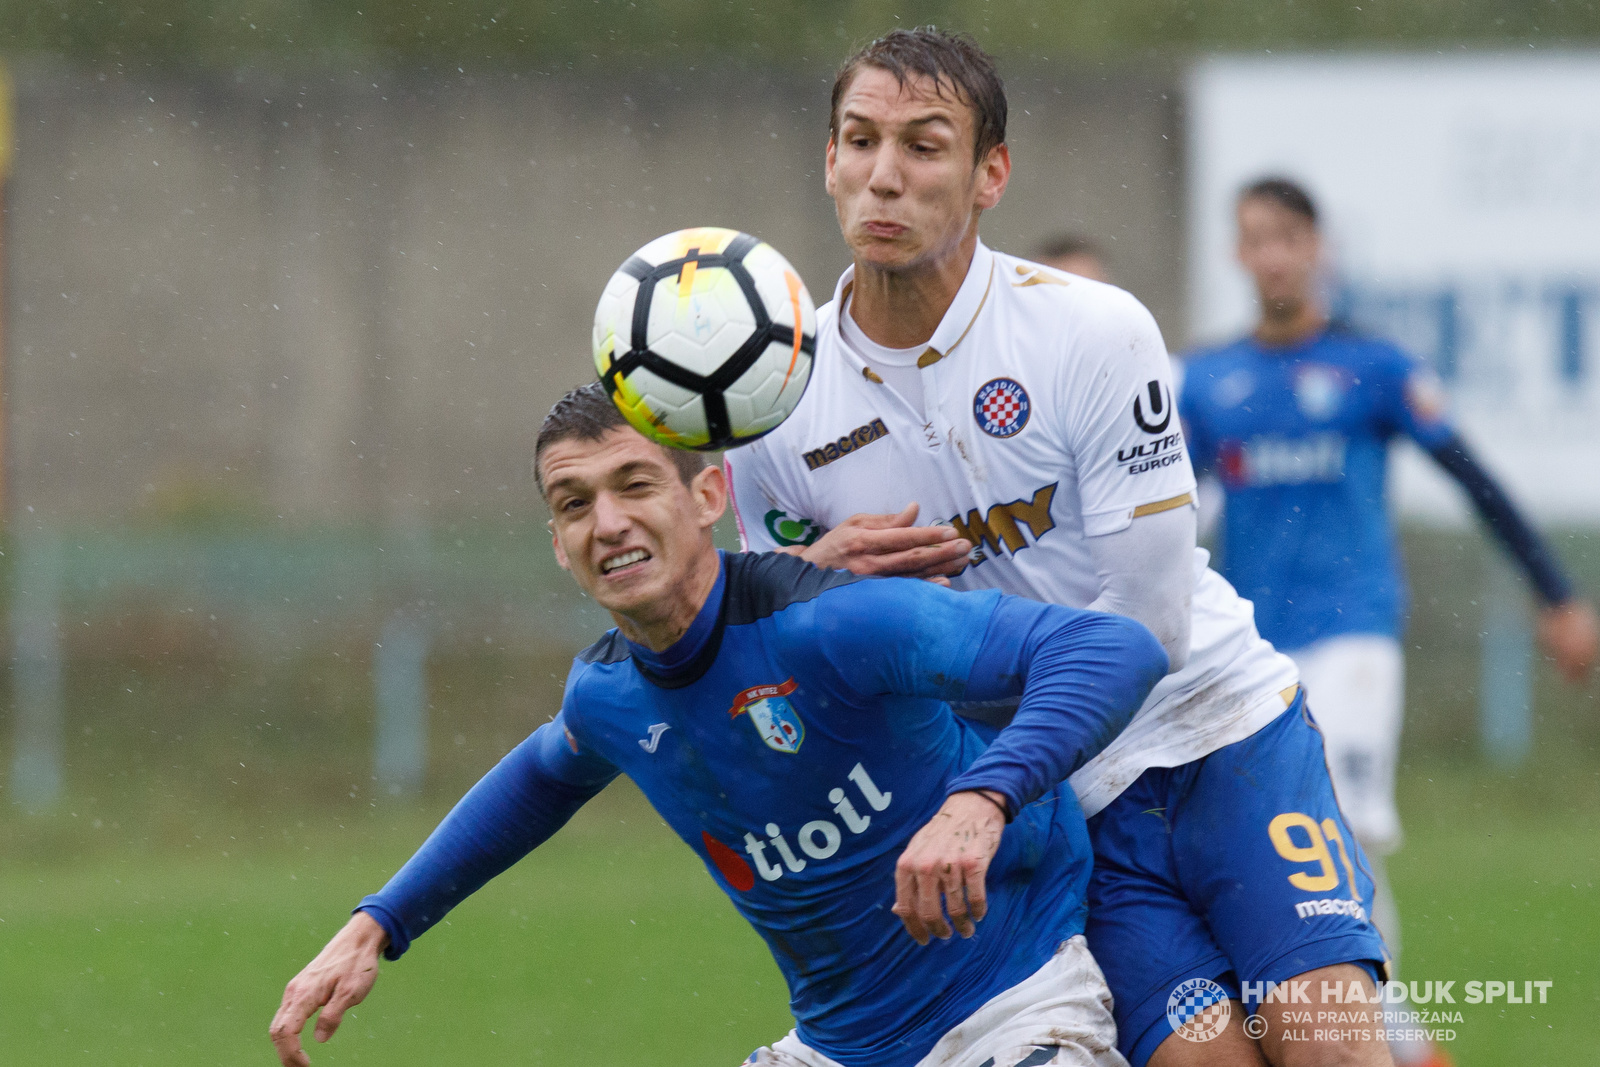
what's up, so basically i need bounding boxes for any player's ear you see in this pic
[824,135,838,197]
[691,463,728,530]
[549,521,572,572]
[974,143,1010,211]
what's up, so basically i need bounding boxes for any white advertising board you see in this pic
[1186,54,1600,524]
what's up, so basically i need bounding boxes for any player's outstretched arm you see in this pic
[1427,434,1598,681]
[270,911,388,1066]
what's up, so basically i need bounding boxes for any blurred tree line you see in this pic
[1,0,1595,69]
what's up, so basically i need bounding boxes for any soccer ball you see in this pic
[593,227,817,452]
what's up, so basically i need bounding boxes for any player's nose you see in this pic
[589,491,633,540]
[866,146,904,196]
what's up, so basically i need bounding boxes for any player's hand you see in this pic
[270,911,389,1066]
[1539,599,1599,683]
[799,504,971,580]
[892,790,1006,945]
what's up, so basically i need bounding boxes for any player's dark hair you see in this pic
[831,27,1007,167]
[534,381,706,496]
[1034,233,1105,263]
[1239,176,1319,225]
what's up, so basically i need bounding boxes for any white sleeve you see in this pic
[724,441,823,552]
[1058,289,1198,537]
[1084,503,1196,672]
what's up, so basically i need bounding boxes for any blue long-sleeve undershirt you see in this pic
[945,596,1164,820]
[1427,433,1574,606]
[358,722,617,960]
[358,567,1165,961]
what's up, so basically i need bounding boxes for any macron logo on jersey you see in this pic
[802,418,890,471]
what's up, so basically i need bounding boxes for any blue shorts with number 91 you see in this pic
[1085,691,1390,1066]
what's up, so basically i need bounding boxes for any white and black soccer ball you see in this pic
[593,227,817,451]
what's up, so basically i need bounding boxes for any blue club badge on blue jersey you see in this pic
[729,678,805,754]
[1293,364,1349,421]
[973,378,1031,437]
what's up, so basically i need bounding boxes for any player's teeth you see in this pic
[603,550,648,573]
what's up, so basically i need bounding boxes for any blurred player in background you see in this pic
[1034,234,1111,283]
[1179,176,1600,1067]
[271,384,1167,1067]
[728,28,1393,1067]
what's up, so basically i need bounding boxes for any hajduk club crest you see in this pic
[973,377,1031,438]
[729,678,805,754]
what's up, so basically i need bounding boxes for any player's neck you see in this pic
[609,544,722,653]
[848,228,979,349]
[1254,300,1327,348]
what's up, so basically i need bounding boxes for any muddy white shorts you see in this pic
[742,935,1126,1067]
[1289,633,1404,854]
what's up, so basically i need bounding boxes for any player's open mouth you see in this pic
[600,548,651,575]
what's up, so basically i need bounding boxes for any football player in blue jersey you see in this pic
[1180,176,1599,1067]
[269,382,1169,1067]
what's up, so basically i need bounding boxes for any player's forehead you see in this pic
[1237,194,1316,235]
[836,66,973,137]
[539,428,678,493]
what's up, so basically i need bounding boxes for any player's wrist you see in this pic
[956,788,1011,824]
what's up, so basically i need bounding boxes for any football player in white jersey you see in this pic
[726,29,1393,1067]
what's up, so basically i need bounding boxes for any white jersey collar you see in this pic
[830,239,997,370]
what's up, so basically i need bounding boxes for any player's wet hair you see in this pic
[1239,176,1319,225]
[534,381,706,496]
[831,27,1007,167]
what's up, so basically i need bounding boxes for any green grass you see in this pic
[2,763,1596,1065]
[1388,760,1600,1063]
[1,783,789,1066]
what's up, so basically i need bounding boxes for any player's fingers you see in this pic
[849,525,964,557]
[900,545,975,578]
[314,999,347,1043]
[269,993,316,1067]
[847,503,920,531]
[916,862,953,940]
[962,859,990,928]
[944,865,974,939]
[859,540,970,578]
[892,864,931,945]
[924,576,952,587]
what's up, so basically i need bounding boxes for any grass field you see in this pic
[3,763,1597,1066]
[2,526,1597,1065]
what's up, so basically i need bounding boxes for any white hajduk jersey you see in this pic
[725,241,1298,817]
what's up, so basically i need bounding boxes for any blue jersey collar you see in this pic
[625,551,729,690]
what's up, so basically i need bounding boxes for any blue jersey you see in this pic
[1179,327,1455,651]
[357,552,1167,1067]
